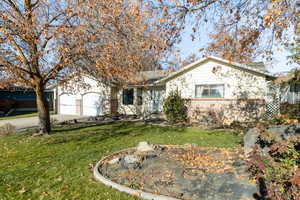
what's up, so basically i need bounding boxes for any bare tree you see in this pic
[149,0,300,63]
[0,0,170,134]
[77,0,170,85]
[0,0,82,134]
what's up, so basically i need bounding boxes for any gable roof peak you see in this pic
[154,56,276,84]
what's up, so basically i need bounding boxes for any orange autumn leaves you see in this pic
[0,0,169,89]
[172,146,245,175]
[0,0,170,133]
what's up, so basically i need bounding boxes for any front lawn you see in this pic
[0,123,241,200]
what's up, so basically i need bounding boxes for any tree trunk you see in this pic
[35,84,51,135]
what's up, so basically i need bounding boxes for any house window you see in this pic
[122,89,134,105]
[290,83,300,93]
[195,84,224,98]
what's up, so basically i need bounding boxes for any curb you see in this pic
[93,147,180,200]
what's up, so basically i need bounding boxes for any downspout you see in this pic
[57,88,60,114]
[80,94,83,116]
[55,87,58,114]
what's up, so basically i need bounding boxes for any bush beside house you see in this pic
[163,90,188,123]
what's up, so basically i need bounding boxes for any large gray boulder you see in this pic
[244,123,300,155]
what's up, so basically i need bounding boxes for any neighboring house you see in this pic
[275,70,300,104]
[56,56,276,123]
[0,87,54,116]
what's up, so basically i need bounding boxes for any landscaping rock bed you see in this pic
[95,142,257,200]
[244,123,300,154]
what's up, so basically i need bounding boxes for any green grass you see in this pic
[0,112,55,120]
[0,123,242,200]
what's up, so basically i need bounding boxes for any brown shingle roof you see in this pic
[130,70,170,85]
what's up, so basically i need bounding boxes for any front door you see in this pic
[151,88,165,113]
[110,87,119,115]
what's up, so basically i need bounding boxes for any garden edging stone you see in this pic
[93,147,180,200]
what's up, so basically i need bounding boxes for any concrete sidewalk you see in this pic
[0,114,84,130]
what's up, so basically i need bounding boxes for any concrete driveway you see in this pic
[0,114,84,131]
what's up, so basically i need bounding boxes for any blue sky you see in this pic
[176,24,299,74]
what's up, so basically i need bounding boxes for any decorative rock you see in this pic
[144,154,157,160]
[244,123,300,154]
[97,146,258,200]
[244,128,259,154]
[124,155,139,164]
[121,155,141,170]
[136,141,154,152]
[112,115,120,120]
[153,145,166,151]
[108,157,120,165]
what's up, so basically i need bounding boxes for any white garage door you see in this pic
[59,94,77,115]
[82,93,104,116]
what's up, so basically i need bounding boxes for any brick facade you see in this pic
[187,99,265,125]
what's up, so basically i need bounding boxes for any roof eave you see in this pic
[155,56,276,84]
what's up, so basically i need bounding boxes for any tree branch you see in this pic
[32,0,40,8]
[2,0,23,16]
[9,37,29,66]
[0,61,32,83]
[43,58,64,83]
[40,36,53,51]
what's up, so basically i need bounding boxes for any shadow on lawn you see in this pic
[44,122,186,145]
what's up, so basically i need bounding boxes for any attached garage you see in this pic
[82,92,105,116]
[57,76,111,116]
[59,94,77,115]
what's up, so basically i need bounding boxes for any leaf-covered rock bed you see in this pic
[99,145,257,200]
